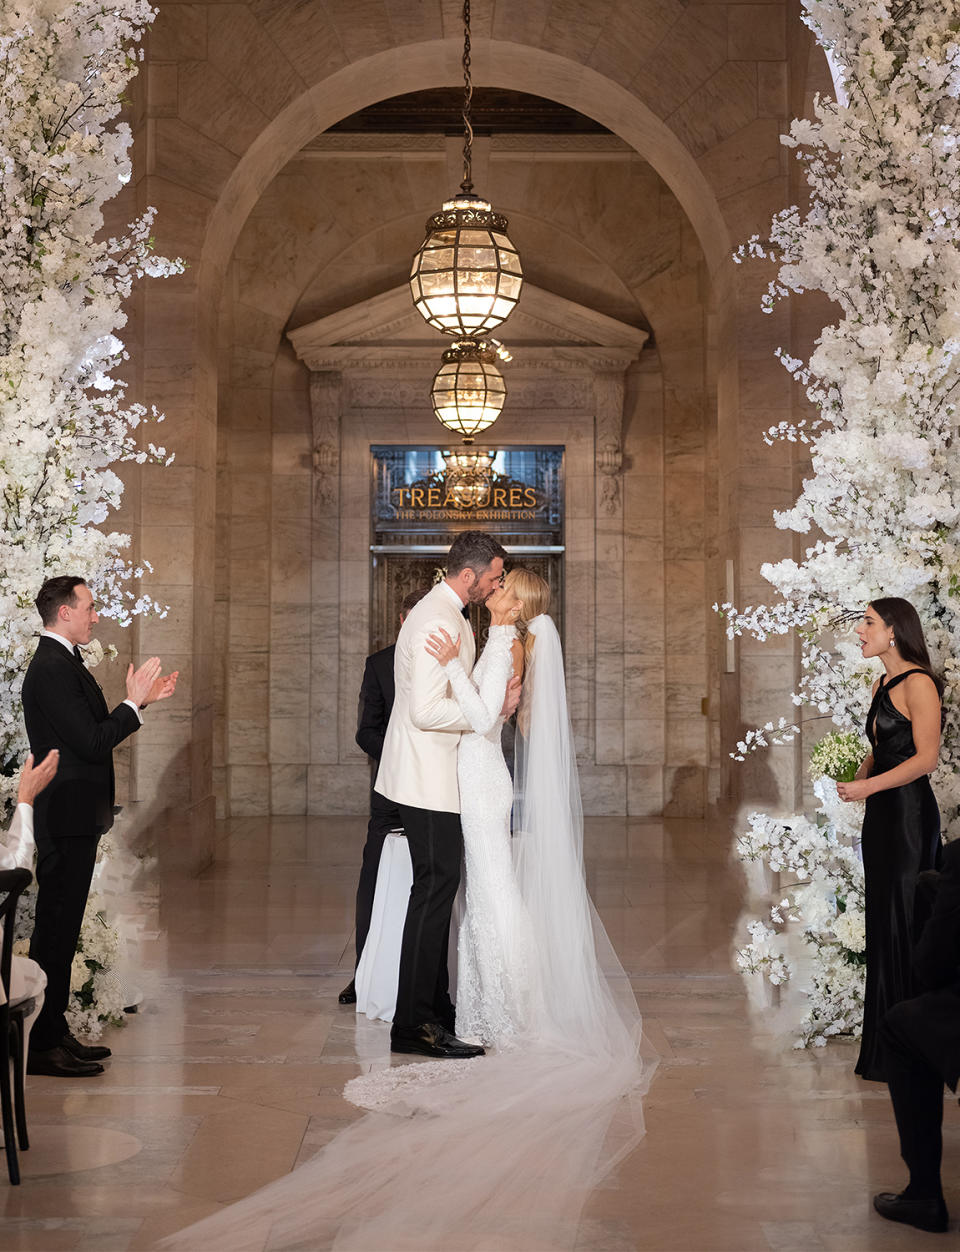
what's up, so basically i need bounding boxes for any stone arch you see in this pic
[197,39,733,324]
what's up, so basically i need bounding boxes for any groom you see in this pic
[376,531,518,1058]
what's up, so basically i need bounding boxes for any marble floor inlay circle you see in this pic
[19,1125,143,1177]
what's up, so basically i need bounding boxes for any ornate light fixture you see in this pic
[431,339,505,442]
[442,446,496,509]
[409,1,523,338]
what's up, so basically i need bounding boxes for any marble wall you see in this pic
[108,0,832,867]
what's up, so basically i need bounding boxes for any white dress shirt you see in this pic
[41,629,142,723]
[0,803,35,871]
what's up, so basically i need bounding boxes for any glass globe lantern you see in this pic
[409,1,523,339]
[442,446,496,509]
[410,194,523,337]
[431,339,506,443]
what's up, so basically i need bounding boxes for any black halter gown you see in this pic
[855,668,942,1081]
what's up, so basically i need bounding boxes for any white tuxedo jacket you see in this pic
[375,582,476,813]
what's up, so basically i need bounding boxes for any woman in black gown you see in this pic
[838,598,943,1081]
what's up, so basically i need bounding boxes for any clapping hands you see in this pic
[126,657,179,707]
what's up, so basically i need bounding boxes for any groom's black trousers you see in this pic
[393,804,462,1031]
[29,832,100,1050]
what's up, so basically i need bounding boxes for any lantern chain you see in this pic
[460,0,474,194]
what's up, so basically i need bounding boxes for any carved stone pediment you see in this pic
[287,282,648,372]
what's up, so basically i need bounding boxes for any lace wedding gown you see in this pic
[444,623,540,1044]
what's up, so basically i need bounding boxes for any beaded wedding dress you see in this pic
[162,615,656,1252]
[445,623,541,1044]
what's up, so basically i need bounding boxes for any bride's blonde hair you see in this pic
[505,568,551,675]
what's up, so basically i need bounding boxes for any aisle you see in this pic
[0,815,941,1250]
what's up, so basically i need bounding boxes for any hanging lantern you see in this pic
[410,195,523,337]
[409,1,523,338]
[431,339,505,443]
[442,446,496,509]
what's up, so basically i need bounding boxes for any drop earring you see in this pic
[889,637,896,649]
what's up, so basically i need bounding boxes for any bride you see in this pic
[424,568,536,1044]
[426,568,640,1058]
[162,570,654,1252]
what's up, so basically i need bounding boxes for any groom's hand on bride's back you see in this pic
[501,676,521,720]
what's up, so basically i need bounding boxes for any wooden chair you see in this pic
[0,867,37,1185]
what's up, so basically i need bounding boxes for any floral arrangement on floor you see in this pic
[735,733,868,1043]
[720,0,960,1045]
[0,0,180,1031]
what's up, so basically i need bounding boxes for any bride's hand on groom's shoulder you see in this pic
[425,628,460,666]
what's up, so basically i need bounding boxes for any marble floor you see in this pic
[2,813,955,1251]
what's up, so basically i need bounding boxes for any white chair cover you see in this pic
[354,831,411,1023]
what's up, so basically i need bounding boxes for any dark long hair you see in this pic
[869,597,944,696]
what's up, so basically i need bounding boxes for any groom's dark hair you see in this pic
[36,575,87,626]
[447,531,507,578]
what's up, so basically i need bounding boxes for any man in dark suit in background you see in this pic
[21,575,178,1076]
[873,837,960,1233]
[339,586,430,1005]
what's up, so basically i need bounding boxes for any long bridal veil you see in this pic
[160,613,656,1252]
[514,613,647,1061]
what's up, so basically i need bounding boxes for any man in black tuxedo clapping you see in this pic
[873,837,960,1233]
[339,586,430,1005]
[21,576,178,1077]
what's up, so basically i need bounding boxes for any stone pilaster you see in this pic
[307,372,343,809]
[593,368,627,776]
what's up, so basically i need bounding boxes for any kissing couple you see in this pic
[378,528,641,1058]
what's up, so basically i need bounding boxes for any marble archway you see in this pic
[202,47,733,824]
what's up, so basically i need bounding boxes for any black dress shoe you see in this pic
[438,1005,456,1034]
[338,979,357,1005]
[27,1045,104,1077]
[390,1022,485,1059]
[873,1191,949,1232]
[60,1031,111,1061]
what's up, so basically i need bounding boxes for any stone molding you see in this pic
[345,374,593,411]
[294,133,634,163]
[299,345,641,375]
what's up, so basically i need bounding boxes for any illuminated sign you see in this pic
[373,446,563,536]
[391,477,540,520]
